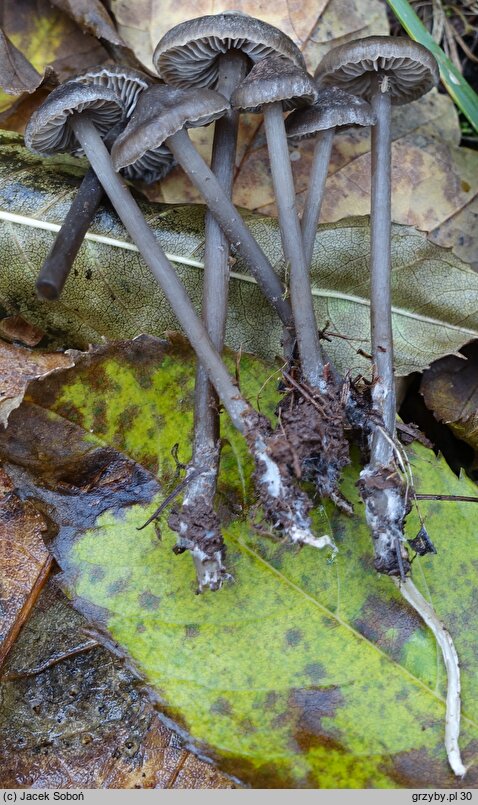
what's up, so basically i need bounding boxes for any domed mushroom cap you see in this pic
[315,36,439,105]
[70,64,152,117]
[153,13,305,88]
[111,83,229,172]
[231,54,318,113]
[285,86,375,140]
[25,82,124,156]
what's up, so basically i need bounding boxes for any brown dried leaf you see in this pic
[0,576,234,789]
[233,87,478,263]
[0,316,45,346]
[0,340,74,427]
[0,0,107,121]
[420,342,478,451]
[49,0,125,46]
[0,465,52,669]
[0,29,42,95]
[110,0,330,72]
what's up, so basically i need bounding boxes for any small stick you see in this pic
[137,467,206,530]
[394,577,466,777]
[415,494,478,503]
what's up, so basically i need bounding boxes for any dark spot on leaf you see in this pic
[210,697,232,716]
[117,406,142,438]
[304,662,326,683]
[185,624,200,639]
[388,746,478,788]
[136,623,146,633]
[108,578,130,595]
[264,691,279,709]
[353,594,423,658]
[288,686,344,752]
[239,718,257,734]
[85,269,93,280]
[89,566,105,583]
[285,628,303,647]
[138,591,160,611]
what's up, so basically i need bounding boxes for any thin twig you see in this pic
[137,467,206,530]
[415,494,478,502]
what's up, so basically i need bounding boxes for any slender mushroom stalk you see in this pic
[176,50,249,590]
[71,118,332,555]
[35,66,155,301]
[232,55,324,387]
[232,56,353,513]
[36,166,104,299]
[315,36,464,777]
[285,87,376,270]
[25,82,332,554]
[153,13,308,590]
[300,128,334,269]
[112,84,292,329]
[315,36,440,573]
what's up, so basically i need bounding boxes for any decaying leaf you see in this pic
[421,342,478,452]
[49,0,125,47]
[1,335,477,788]
[0,465,52,668]
[110,0,331,73]
[0,575,234,788]
[0,134,477,377]
[0,315,45,346]
[234,89,478,273]
[0,340,73,427]
[0,29,43,96]
[0,0,107,117]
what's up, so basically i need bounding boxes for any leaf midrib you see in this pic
[229,530,478,729]
[1,210,477,339]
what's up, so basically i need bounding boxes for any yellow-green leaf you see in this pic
[2,336,477,788]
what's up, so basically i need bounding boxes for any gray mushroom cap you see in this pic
[153,13,306,88]
[285,86,376,140]
[111,83,229,172]
[231,54,318,113]
[69,64,152,117]
[314,36,439,106]
[24,81,125,156]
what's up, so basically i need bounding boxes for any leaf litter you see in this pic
[0,336,477,787]
[0,0,471,784]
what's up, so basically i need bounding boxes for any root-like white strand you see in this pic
[254,437,336,552]
[394,577,466,777]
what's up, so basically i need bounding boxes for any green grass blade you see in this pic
[386,0,478,133]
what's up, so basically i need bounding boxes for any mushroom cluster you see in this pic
[24,14,468,778]
[25,20,440,586]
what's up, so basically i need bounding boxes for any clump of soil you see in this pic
[275,368,353,515]
[168,499,227,593]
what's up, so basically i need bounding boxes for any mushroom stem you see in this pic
[185,50,248,588]
[36,166,104,300]
[69,113,250,432]
[262,101,324,388]
[369,84,395,466]
[69,113,326,553]
[300,126,335,269]
[192,50,248,480]
[163,127,293,329]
